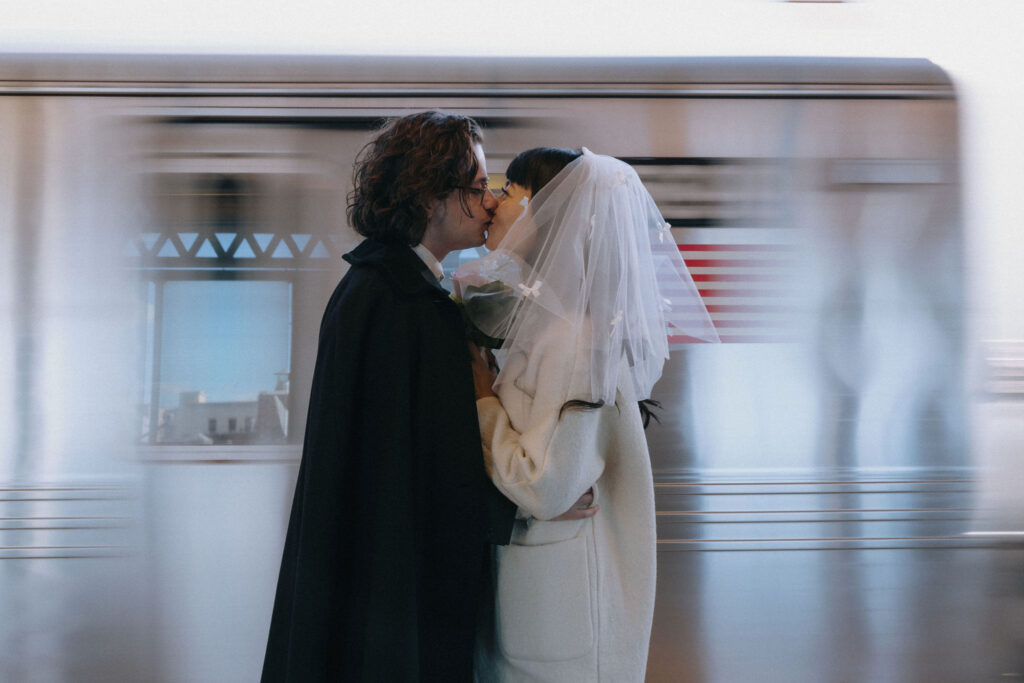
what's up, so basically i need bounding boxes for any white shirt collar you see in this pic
[411,243,444,282]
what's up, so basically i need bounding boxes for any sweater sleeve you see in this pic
[476,345,609,521]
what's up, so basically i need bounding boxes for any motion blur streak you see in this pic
[0,55,1020,681]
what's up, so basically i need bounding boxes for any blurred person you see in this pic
[455,148,717,682]
[262,112,524,682]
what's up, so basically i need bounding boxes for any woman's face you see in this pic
[485,182,531,251]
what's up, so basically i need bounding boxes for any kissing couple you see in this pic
[261,111,717,683]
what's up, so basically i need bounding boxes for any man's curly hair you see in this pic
[347,111,484,246]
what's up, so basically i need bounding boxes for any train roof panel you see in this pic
[0,55,953,97]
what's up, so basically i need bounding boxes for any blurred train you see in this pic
[0,55,1020,681]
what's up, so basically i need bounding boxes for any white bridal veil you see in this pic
[454,149,718,405]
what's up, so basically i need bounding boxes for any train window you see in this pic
[147,279,291,445]
[134,171,348,445]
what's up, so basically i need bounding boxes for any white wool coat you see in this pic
[474,327,657,683]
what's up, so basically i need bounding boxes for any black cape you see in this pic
[261,239,516,682]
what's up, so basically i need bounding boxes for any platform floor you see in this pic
[1,462,1021,682]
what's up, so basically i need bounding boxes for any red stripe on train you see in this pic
[691,273,785,282]
[678,244,797,252]
[683,258,795,268]
[697,289,793,298]
[669,334,799,344]
[703,304,800,314]
[681,319,791,328]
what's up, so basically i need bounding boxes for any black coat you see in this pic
[261,239,516,682]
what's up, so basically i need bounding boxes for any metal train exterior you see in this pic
[1,56,1019,681]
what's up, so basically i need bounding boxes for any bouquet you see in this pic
[451,281,513,349]
[452,252,527,349]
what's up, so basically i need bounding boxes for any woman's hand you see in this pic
[550,488,599,521]
[469,342,498,399]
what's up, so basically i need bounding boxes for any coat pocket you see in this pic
[495,534,594,662]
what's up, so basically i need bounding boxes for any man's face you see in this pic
[421,143,497,260]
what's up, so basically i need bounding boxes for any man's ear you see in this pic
[425,197,443,224]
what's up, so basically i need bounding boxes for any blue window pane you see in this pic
[155,281,291,444]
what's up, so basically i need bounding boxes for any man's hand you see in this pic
[550,488,599,521]
[468,342,498,399]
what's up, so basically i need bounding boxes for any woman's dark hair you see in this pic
[559,398,662,429]
[510,147,663,429]
[505,147,582,195]
[347,111,483,246]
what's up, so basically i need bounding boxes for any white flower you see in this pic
[609,309,623,336]
[657,222,672,243]
[517,281,543,298]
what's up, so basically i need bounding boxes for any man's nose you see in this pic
[484,187,499,211]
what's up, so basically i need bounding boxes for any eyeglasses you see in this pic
[458,184,496,207]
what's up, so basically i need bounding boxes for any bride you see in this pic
[456,148,717,682]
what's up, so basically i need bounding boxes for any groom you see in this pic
[262,112,595,682]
